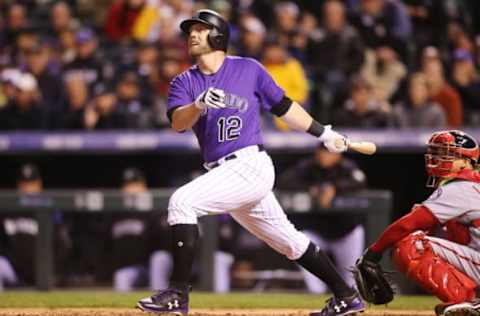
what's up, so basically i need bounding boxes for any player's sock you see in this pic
[169,224,198,291]
[296,242,355,298]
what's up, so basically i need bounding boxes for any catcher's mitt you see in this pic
[352,253,394,305]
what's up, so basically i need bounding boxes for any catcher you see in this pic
[354,130,480,316]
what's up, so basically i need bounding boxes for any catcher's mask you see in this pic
[425,130,479,187]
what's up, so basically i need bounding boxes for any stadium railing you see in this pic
[0,128,479,153]
[0,189,391,291]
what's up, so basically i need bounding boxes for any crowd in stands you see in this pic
[1,0,480,130]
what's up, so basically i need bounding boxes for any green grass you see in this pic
[0,291,439,310]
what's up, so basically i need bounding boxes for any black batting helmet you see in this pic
[180,9,230,52]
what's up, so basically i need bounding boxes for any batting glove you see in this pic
[195,87,226,110]
[319,125,349,153]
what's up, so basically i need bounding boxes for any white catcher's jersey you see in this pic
[423,180,480,250]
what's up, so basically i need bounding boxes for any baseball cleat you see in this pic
[136,288,189,315]
[309,292,365,316]
[435,300,480,316]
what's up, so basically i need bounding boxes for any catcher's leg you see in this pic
[392,232,477,315]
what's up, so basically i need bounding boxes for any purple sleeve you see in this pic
[167,74,193,119]
[254,61,285,112]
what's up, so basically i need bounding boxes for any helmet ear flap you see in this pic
[207,27,225,50]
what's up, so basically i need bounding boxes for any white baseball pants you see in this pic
[168,146,310,260]
[426,236,480,284]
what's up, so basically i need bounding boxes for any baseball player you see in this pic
[358,130,480,316]
[137,10,364,316]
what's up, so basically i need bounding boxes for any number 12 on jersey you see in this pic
[217,116,242,142]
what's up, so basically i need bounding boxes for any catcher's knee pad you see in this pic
[392,232,476,303]
[167,187,198,225]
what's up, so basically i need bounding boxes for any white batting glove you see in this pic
[195,87,226,110]
[319,125,349,153]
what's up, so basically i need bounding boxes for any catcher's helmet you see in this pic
[425,130,479,186]
[180,9,230,52]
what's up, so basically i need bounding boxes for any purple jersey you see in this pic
[168,56,285,162]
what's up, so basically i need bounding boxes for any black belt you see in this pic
[209,145,265,169]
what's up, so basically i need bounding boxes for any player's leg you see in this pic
[149,250,173,291]
[392,232,478,316]
[425,235,480,316]
[300,230,328,294]
[214,251,234,293]
[166,153,273,288]
[230,192,364,316]
[330,225,365,288]
[0,256,17,291]
[113,265,142,292]
[138,151,274,314]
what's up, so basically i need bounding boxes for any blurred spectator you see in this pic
[0,164,71,287]
[422,54,463,127]
[447,25,476,63]
[403,0,447,51]
[306,0,365,98]
[13,29,39,66]
[288,12,318,62]
[0,68,22,107]
[236,14,266,59]
[305,0,364,121]
[263,40,308,105]
[63,27,104,91]
[3,3,29,49]
[112,167,150,291]
[278,143,367,293]
[131,0,190,43]
[58,28,77,64]
[84,83,127,130]
[153,57,183,128]
[130,0,165,42]
[262,40,308,131]
[350,0,412,60]
[333,76,390,127]
[390,72,447,127]
[273,1,300,47]
[59,74,88,129]
[444,1,473,35]
[450,49,480,125]
[0,72,46,130]
[117,42,157,101]
[361,46,406,102]
[104,0,145,42]
[23,39,63,121]
[49,1,78,36]
[115,71,151,128]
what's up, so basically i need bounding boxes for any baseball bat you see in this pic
[348,141,377,155]
[335,139,377,155]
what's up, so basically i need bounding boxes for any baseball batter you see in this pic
[359,130,480,316]
[137,10,364,316]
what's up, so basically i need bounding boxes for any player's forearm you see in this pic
[171,103,203,132]
[280,101,314,132]
[370,205,439,253]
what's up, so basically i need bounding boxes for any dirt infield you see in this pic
[0,309,434,316]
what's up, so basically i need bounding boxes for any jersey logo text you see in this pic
[224,93,248,112]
